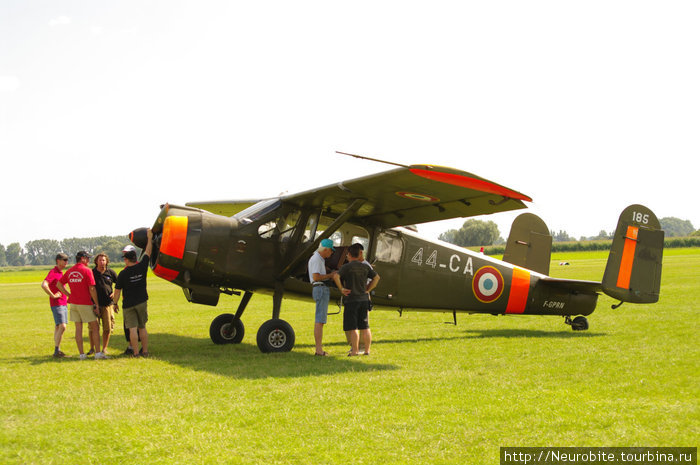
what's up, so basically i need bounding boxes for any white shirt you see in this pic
[308,251,326,283]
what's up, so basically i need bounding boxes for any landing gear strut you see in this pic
[564,315,589,331]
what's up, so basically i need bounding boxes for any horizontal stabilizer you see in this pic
[538,277,602,294]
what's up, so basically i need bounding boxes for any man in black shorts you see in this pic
[333,243,380,356]
[113,229,153,357]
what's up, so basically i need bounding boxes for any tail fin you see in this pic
[602,204,664,304]
[503,213,552,275]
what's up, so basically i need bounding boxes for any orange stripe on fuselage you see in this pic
[616,225,638,289]
[506,267,531,314]
[160,216,188,259]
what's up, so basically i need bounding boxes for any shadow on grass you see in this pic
[6,330,598,376]
[7,333,399,379]
[461,328,607,339]
[364,328,605,346]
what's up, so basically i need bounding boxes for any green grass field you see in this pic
[1,250,698,464]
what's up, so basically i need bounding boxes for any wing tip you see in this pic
[408,166,532,202]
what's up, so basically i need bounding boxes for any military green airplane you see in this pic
[129,162,664,353]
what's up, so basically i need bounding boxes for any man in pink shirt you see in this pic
[41,253,70,358]
[57,251,104,360]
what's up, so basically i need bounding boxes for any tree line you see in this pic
[438,217,698,248]
[1,217,696,267]
[0,236,139,267]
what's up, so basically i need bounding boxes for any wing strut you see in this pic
[276,198,366,280]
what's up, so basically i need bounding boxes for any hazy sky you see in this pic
[1,1,698,247]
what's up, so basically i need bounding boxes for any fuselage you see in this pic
[141,202,598,319]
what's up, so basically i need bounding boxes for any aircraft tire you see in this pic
[210,313,245,344]
[256,319,295,353]
[571,316,589,331]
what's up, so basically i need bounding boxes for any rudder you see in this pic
[602,204,664,304]
[503,213,552,275]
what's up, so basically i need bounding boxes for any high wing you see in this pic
[185,165,531,228]
[281,164,531,228]
[185,199,261,217]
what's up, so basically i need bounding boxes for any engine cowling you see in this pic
[129,203,237,306]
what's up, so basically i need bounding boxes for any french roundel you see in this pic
[472,266,504,303]
[396,191,440,202]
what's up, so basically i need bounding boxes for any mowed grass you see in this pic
[0,249,698,465]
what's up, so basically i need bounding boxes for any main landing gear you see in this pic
[564,315,589,331]
[208,286,296,353]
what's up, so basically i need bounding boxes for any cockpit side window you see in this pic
[234,199,281,225]
[376,232,403,264]
[278,210,301,241]
[303,213,319,243]
[253,207,302,241]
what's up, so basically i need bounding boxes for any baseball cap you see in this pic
[122,245,137,254]
[320,238,335,251]
[76,251,91,260]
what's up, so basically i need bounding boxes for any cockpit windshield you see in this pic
[233,199,281,225]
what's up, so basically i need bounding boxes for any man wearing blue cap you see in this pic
[308,238,337,356]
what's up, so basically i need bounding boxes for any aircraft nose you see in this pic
[129,227,149,249]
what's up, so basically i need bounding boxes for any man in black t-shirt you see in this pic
[333,243,380,356]
[113,229,153,357]
[92,253,118,355]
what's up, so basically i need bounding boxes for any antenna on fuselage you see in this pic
[336,151,409,168]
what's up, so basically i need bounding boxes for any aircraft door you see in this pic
[370,230,403,304]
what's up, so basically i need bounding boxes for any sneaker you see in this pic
[53,352,64,358]
[94,352,108,360]
[79,353,88,360]
[86,349,95,356]
[124,347,134,355]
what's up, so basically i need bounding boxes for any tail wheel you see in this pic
[256,319,295,353]
[210,313,245,344]
[571,316,589,331]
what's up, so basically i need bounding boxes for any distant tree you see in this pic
[551,230,575,242]
[25,239,62,265]
[99,239,131,263]
[660,217,695,237]
[0,244,7,266]
[60,237,97,256]
[580,230,613,241]
[5,243,25,266]
[439,219,500,247]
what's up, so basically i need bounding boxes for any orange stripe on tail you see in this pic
[616,226,638,289]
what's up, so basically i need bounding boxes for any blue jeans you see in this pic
[312,285,330,324]
[51,305,68,325]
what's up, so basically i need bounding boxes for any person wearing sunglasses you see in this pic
[41,253,70,358]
